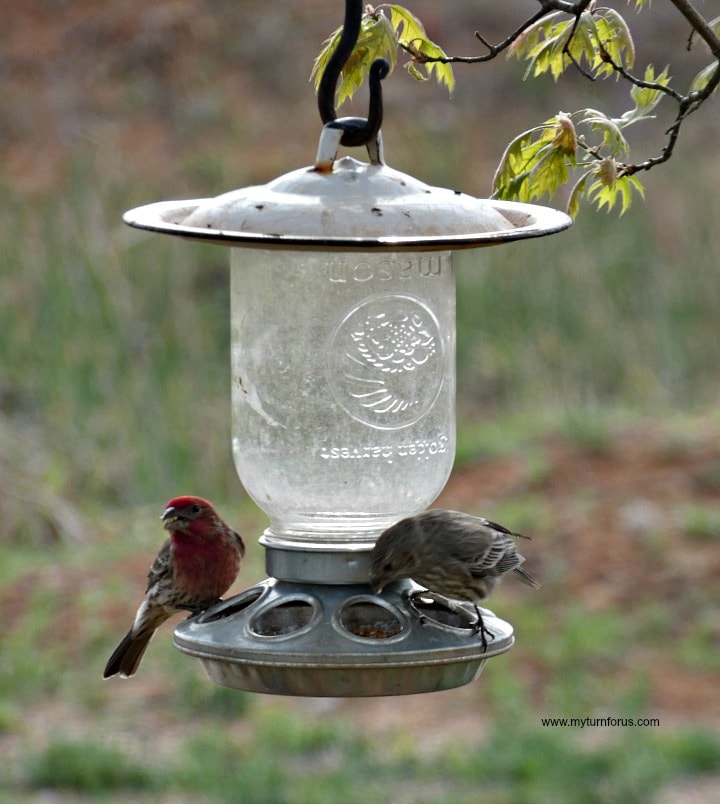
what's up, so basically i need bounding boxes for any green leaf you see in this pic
[493,126,545,198]
[311,25,343,91]
[493,114,578,203]
[580,108,630,154]
[407,62,428,82]
[509,11,565,61]
[492,124,553,196]
[552,112,578,157]
[615,64,671,127]
[632,64,670,108]
[493,112,644,215]
[310,5,454,106]
[566,11,601,72]
[691,62,720,92]
[509,12,574,80]
[310,10,398,107]
[388,5,455,92]
[530,148,570,202]
[387,4,427,44]
[587,160,644,214]
[567,173,590,218]
[593,9,635,76]
[512,8,637,81]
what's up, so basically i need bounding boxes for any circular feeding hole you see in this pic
[199,588,264,623]
[250,599,317,637]
[338,601,403,639]
[410,595,476,630]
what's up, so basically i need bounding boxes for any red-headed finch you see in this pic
[103,496,245,679]
[370,508,539,648]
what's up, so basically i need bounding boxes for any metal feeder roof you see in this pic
[124,156,571,251]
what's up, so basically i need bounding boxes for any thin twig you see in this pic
[669,0,720,59]
[560,0,597,80]
[621,60,720,176]
[400,0,562,64]
[598,47,685,102]
[401,13,545,63]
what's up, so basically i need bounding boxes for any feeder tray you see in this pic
[174,580,514,697]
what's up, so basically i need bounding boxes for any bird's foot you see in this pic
[403,590,428,625]
[178,599,222,617]
[472,606,495,651]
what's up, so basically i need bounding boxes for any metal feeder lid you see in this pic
[124,156,571,251]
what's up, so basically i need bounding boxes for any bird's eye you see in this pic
[383,561,394,573]
[190,504,202,515]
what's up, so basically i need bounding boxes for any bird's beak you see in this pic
[162,506,180,528]
[370,577,383,595]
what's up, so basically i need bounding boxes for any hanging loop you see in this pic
[316,0,389,160]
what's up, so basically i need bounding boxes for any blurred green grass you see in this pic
[19,720,720,803]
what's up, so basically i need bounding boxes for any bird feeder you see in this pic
[123,0,570,696]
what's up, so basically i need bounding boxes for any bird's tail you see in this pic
[513,566,541,589]
[103,625,156,679]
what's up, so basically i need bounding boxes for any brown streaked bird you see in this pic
[370,508,539,649]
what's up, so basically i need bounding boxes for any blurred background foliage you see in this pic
[3,0,720,509]
[1,1,719,800]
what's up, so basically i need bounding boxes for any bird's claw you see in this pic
[403,590,428,625]
[178,599,222,617]
[472,607,495,651]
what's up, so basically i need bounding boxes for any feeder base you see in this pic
[173,578,514,697]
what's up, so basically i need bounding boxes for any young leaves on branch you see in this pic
[492,62,669,216]
[509,8,635,81]
[310,4,454,108]
[311,1,720,216]
[492,100,654,217]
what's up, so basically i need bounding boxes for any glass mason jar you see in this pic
[230,247,456,548]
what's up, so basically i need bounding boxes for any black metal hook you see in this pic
[317,0,389,149]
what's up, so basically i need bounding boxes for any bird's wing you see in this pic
[145,538,173,593]
[230,529,246,558]
[466,534,521,576]
[478,517,529,539]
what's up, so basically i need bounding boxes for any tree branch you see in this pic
[597,49,685,103]
[621,60,720,176]
[400,0,588,65]
[562,4,596,82]
[401,7,548,64]
[669,0,720,59]
[593,5,720,177]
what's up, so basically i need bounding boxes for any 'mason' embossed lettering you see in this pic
[328,256,443,284]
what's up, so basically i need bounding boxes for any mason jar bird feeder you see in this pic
[123,0,571,696]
